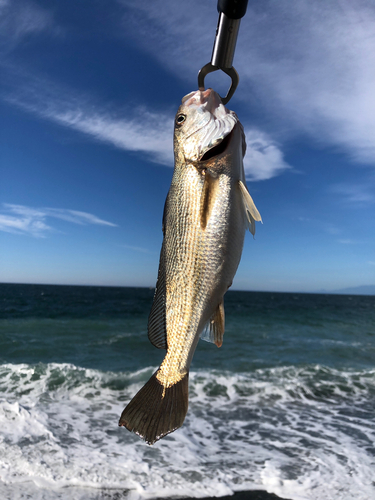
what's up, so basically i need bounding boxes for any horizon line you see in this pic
[1,282,374,296]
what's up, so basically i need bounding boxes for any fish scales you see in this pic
[119,89,262,444]
[160,171,202,385]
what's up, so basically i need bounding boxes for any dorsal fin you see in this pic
[148,244,167,350]
[238,180,262,236]
[162,192,169,235]
[200,300,225,348]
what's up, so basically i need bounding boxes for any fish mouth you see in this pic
[180,88,238,162]
[199,129,233,162]
[182,88,220,108]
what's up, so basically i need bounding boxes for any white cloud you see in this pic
[0,213,52,237]
[243,129,291,181]
[119,0,375,165]
[0,204,117,237]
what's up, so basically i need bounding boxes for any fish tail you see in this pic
[119,370,189,445]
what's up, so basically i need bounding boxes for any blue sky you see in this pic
[0,0,374,293]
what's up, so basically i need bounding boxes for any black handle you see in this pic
[217,0,248,20]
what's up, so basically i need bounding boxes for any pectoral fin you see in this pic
[200,300,225,348]
[200,171,219,230]
[239,180,262,236]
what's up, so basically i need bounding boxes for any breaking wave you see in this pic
[0,362,374,500]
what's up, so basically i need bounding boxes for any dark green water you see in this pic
[1,283,374,371]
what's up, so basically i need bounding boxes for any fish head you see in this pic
[174,89,243,164]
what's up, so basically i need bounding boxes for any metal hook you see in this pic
[198,2,248,104]
[198,63,239,105]
[197,10,241,105]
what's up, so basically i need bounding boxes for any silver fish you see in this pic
[119,88,261,444]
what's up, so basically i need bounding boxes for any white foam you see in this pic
[0,363,374,500]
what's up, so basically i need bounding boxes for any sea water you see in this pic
[0,284,374,500]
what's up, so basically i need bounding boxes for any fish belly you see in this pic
[161,163,245,375]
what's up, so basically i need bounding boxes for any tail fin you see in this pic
[119,371,189,445]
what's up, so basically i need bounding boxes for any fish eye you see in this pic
[176,114,186,126]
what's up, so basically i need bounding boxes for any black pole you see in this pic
[198,0,249,104]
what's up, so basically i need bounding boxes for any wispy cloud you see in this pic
[50,108,174,166]
[2,0,374,182]
[0,203,117,237]
[338,239,360,245]
[119,0,375,165]
[238,0,375,165]
[2,72,175,166]
[325,225,342,236]
[0,213,52,237]
[122,244,153,254]
[0,0,54,48]
[330,181,375,205]
[2,70,288,179]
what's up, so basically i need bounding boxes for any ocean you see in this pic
[0,283,374,500]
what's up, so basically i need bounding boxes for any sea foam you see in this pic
[0,362,374,500]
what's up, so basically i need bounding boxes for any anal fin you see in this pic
[201,300,225,348]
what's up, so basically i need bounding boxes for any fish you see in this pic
[119,88,262,444]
